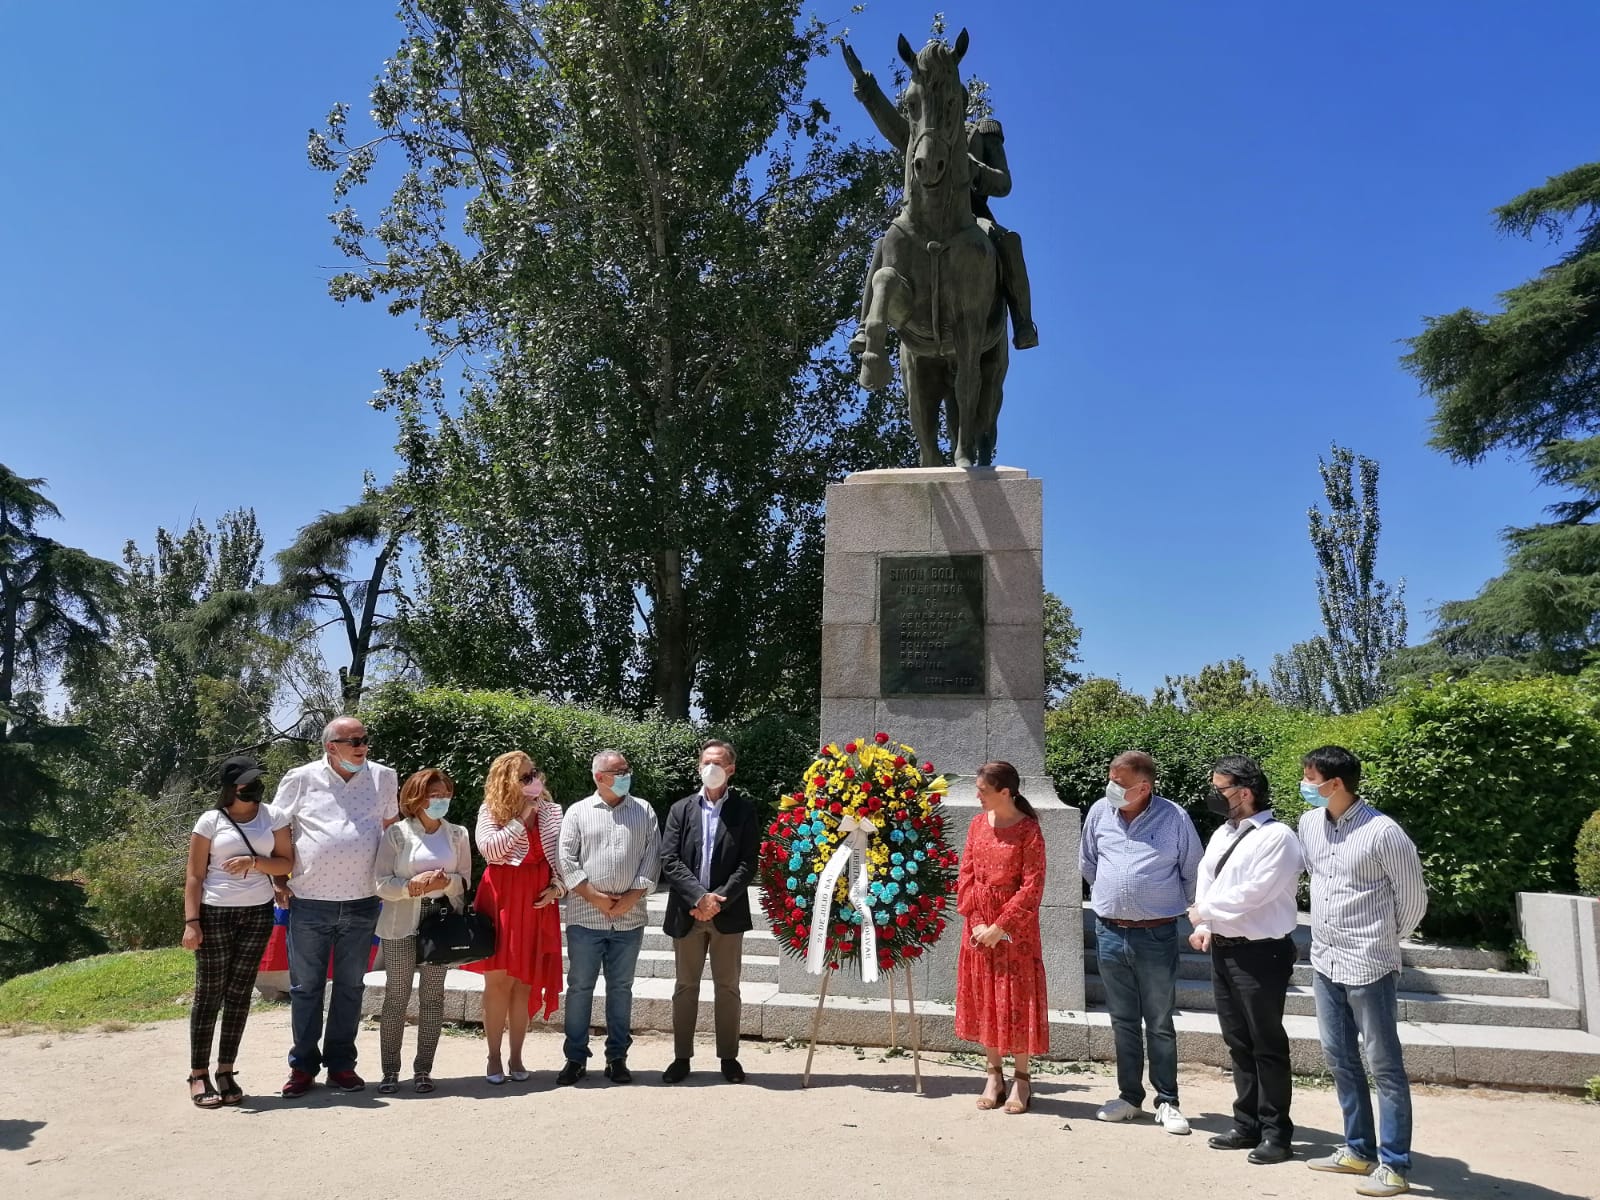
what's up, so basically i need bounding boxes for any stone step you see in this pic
[1084,952,1549,998]
[1084,973,1580,1029]
[356,971,1600,1089]
[1079,910,1511,972]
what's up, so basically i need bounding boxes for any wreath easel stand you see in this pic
[801,954,924,1094]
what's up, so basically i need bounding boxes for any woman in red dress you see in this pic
[464,750,564,1083]
[956,759,1049,1114]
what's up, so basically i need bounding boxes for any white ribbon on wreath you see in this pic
[805,813,879,982]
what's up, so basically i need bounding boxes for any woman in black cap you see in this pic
[182,755,294,1107]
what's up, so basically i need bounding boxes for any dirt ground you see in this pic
[0,1009,1592,1200]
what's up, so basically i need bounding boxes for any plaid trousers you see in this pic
[190,901,274,1070]
[379,935,450,1076]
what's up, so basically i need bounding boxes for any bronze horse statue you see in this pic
[848,31,1009,468]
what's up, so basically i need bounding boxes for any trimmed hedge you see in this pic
[1578,810,1600,897]
[1046,678,1600,944]
[360,686,817,827]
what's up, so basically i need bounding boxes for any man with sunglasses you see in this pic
[271,716,399,1098]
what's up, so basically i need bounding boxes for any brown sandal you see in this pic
[1004,1070,1032,1114]
[977,1066,1006,1110]
[215,1070,243,1104]
[188,1072,222,1109]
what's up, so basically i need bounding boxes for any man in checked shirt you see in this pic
[1298,745,1428,1199]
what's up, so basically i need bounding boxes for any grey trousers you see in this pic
[671,920,744,1060]
[379,935,449,1077]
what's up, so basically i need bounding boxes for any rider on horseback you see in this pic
[843,42,1039,354]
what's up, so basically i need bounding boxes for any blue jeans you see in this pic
[563,924,644,1063]
[1095,917,1181,1107]
[1313,970,1413,1171]
[285,896,380,1075]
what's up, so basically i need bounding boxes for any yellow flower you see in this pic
[929,775,949,793]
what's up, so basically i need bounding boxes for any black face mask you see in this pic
[1205,788,1234,817]
[236,784,265,805]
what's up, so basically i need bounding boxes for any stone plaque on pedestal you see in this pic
[784,466,1084,1017]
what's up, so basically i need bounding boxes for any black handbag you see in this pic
[416,892,496,966]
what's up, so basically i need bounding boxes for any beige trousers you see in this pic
[671,919,744,1060]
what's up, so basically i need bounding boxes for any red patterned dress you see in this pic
[955,812,1049,1055]
[463,800,565,1018]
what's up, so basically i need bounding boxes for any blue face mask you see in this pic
[1299,779,1330,808]
[425,798,452,820]
[335,755,367,774]
[607,772,633,797]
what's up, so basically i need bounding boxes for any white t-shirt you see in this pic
[192,807,289,907]
[410,826,456,875]
[272,758,399,901]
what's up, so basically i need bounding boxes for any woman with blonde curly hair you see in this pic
[463,750,565,1083]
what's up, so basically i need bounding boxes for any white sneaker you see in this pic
[1096,1097,1142,1122]
[1155,1102,1191,1135]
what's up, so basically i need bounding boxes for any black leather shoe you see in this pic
[604,1058,632,1084]
[555,1060,586,1086]
[662,1058,691,1084]
[720,1058,745,1083]
[1208,1130,1261,1151]
[1248,1143,1293,1165]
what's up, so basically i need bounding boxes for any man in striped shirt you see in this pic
[1298,745,1428,1198]
[555,749,661,1086]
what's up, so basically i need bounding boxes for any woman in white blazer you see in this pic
[373,768,472,1093]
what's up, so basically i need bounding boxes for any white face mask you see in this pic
[1104,779,1131,810]
[700,762,728,791]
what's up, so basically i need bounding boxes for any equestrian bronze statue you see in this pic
[844,30,1038,468]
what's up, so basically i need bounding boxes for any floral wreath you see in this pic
[759,733,958,977]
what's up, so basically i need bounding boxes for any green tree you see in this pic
[1404,161,1600,673]
[63,511,287,835]
[1270,445,1406,712]
[312,0,910,721]
[1153,656,1271,713]
[1047,676,1148,732]
[0,466,118,978]
[269,491,412,711]
[1042,590,1083,707]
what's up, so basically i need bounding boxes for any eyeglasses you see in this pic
[329,736,370,747]
[519,771,538,784]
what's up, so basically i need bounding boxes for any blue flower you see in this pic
[912,848,926,860]
[796,839,813,853]
[890,866,905,881]
[788,855,803,872]
[796,895,808,909]
[889,829,905,844]
[839,905,855,921]
[886,882,901,898]
[907,881,920,895]
[906,860,918,874]
[906,830,919,842]
[890,852,905,865]
[806,873,818,886]
[786,876,798,890]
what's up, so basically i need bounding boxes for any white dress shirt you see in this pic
[1192,811,1305,941]
[272,757,399,901]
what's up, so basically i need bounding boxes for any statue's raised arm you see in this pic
[842,42,909,153]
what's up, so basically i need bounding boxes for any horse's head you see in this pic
[897,29,970,191]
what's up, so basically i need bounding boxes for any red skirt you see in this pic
[462,840,563,1019]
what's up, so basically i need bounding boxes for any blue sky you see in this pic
[3,1,1597,696]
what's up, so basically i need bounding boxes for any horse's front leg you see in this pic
[859,267,910,391]
[951,345,982,468]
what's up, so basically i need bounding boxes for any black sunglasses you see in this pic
[330,736,370,747]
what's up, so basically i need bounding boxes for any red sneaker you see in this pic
[327,1069,366,1092]
[281,1069,314,1098]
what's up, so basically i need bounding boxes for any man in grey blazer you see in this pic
[659,739,760,1084]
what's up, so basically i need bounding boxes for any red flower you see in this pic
[874,732,890,744]
[894,755,907,767]
[867,795,883,810]
[903,788,916,799]
[921,761,934,772]
[791,791,804,802]
[829,801,844,815]
[844,741,858,753]
[895,914,910,927]
[829,960,841,970]
[843,767,856,780]
[933,896,947,909]
[812,775,826,787]
[796,924,809,939]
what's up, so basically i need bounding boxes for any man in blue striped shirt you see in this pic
[1079,750,1203,1135]
[1298,745,1428,1198]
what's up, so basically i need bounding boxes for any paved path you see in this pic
[0,1010,1591,1200]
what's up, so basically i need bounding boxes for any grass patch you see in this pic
[0,949,194,1032]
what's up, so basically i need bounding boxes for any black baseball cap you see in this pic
[221,756,265,789]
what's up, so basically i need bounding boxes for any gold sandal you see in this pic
[977,1066,1006,1110]
[1004,1071,1032,1114]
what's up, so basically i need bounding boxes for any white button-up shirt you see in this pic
[271,757,398,901]
[1192,811,1305,941]
[697,789,727,892]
